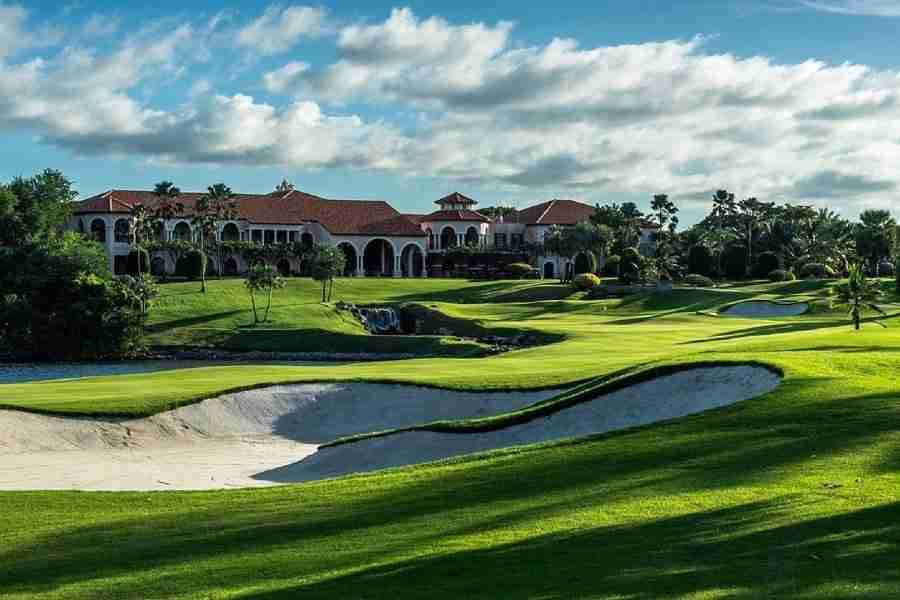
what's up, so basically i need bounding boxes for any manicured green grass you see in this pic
[3,277,900,597]
[145,277,578,353]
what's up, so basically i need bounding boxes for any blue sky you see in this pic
[3,1,900,223]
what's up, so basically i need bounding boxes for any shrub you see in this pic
[572,273,601,291]
[619,247,642,283]
[722,245,747,279]
[507,262,534,279]
[799,262,835,279]
[603,254,621,276]
[0,235,147,359]
[687,245,714,277]
[768,269,796,282]
[877,261,894,277]
[754,251,781,278]
[573,251,598,276]
[126,248,150,276]
[177,249,206,280]
[682,273,714,287]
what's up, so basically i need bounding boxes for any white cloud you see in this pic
[83,14,119,37]
[262,61,309,93]
[799,1,900,15]
[0,3,61,59]
[236,5,329,55]
[4,5,900,218]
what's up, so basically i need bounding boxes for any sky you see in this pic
[2,1,900,224]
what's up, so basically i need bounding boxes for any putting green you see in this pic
[2,277,900,598]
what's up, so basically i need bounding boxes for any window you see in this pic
[494,233,507,249]
[277,230,287,244]
[288,231,297,242]
[252,230,262,243]
[264,230,275,244]
[90,219,106,243]
[114,219,130,243]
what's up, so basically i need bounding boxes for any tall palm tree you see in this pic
[152,181,184,281]
[193,183,236,292]
[831,263,886,330]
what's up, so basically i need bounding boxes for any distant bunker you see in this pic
[721,301,809,318]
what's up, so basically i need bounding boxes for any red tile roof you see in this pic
[421,209,491,223]
[435,191,477,206]
[73,189,425,237]
[513,199,595,225]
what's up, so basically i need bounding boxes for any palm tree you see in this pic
[831,263,886,330]
[193,183,237,292]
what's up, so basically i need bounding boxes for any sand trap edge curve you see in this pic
[0,383,561,491]
[256,365,782,484]
[721,300,809,318]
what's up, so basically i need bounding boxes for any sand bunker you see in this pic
[0,384,558,491]
[0,366,781,491]
[722,301,809,318]
[259,365,781,484]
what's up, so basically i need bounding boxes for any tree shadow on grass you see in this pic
[4,373,900,598]
[241,498,900,599]
[144,309,246,335]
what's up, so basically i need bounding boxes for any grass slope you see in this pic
[3,278,900,597]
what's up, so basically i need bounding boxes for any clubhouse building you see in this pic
[71,184,658,279]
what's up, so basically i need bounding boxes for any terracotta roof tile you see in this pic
[73,189,425,237]
[435,191,477,206]
[421,209,491,223]
[513,199,595,225]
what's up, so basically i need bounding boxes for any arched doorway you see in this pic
[77,219,85,234]
[224,257,239,276]
[276,258,291,277]
[337,243,357,276]
[574,252,595,275]
[151,256,166,276]
[401,244,424,277]
[440,226,457,250]
[90,218,106,243]
[465,226,479,247]
[173,222,192,242]
[543,261,555,279]
[221,223,240,242]
[363,239,395,276]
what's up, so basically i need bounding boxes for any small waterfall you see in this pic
[356,307,402,334]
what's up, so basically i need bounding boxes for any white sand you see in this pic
[722,301,809,317]
[0,366,781,490]
[0,384,558,491]
[261,366,781,484]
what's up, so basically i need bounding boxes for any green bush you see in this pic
[682,273,714,287]
[722,245,747,279]
[799,262,835,279]
[177,249,206,280]
[687,245,714,277]
[603,254,620,276]
[572,273,601,291]
[126,248,150,275]
[768,269,796,282]
[877,261,894,277]
[754,251,781,278]
[573,252,598,276]
[619,247,642,283]
[0,235,147,359]
[507,262,534,279]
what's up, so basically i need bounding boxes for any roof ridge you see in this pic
[536,199,556,224]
